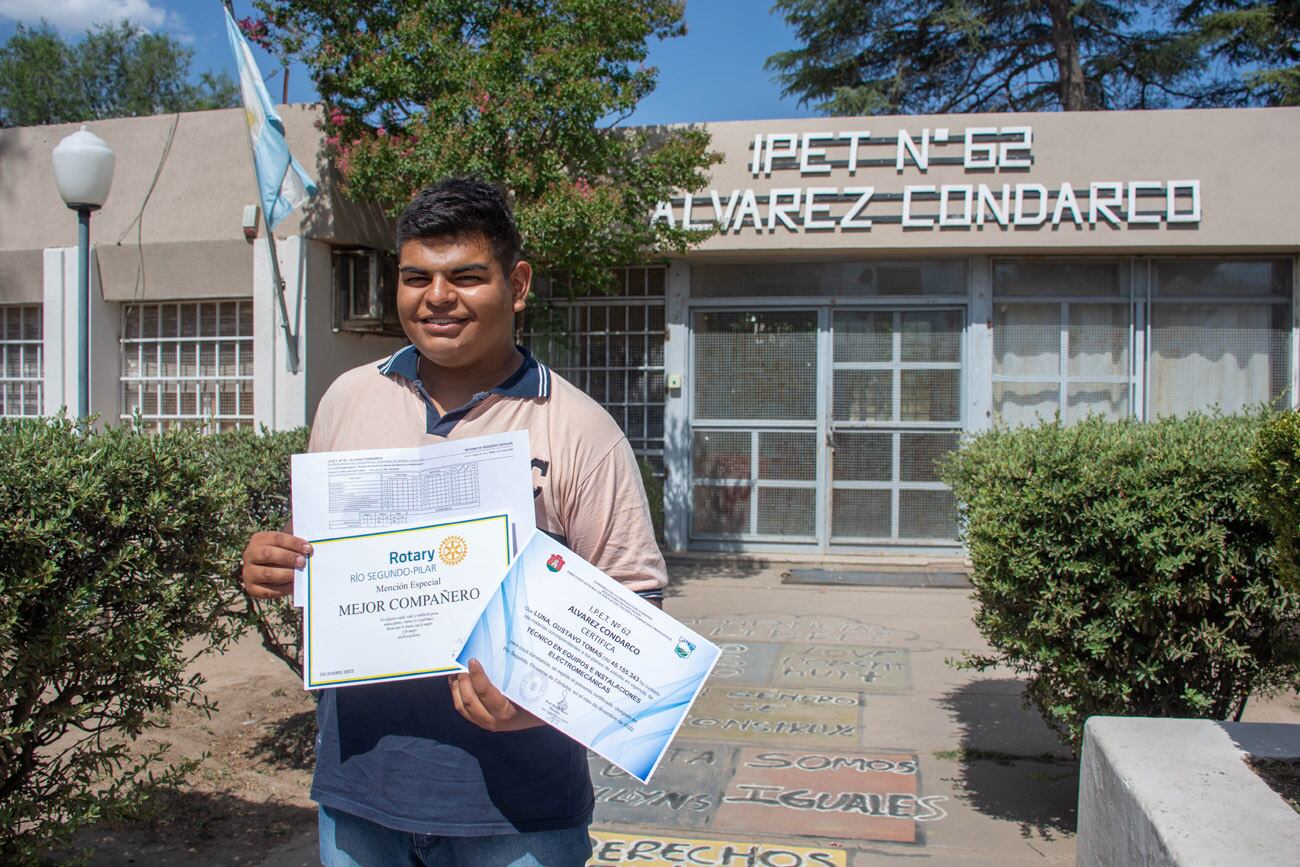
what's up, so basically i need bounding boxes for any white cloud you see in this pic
[0,0,168,33]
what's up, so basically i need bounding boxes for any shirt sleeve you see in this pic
[306,389,338,454]
[560,437,667,594]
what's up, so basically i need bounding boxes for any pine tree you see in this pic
[767,0,1297,114]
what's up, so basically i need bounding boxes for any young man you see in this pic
[241,178,667,866]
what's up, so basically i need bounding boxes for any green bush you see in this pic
[209,427,310,679]
[0,418,246,862]
[942,412,1300,754]
[638,457,665,543]
[1252,411,1300,593]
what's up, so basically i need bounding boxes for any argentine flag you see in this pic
[224,8,317,229]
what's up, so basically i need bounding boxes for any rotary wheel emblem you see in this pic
[438,535,468,566]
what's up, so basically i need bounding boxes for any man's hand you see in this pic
[241,531,312,600]
[450,659,545,732]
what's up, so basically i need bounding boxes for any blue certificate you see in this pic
[458,533,719,783]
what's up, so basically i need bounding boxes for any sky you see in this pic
[0,0,820,125]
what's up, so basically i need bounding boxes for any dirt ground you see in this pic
[64,632,318,866]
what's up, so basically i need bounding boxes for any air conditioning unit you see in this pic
[331,248,402,335]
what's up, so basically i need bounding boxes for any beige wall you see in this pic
[0,106,392,303]
[3,105,1297,305]
[667,107,1300,257]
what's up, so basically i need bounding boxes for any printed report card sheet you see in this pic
[459,533,720,782]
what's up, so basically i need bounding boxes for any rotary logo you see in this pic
[546,554,565,572]
[437,535,468,566]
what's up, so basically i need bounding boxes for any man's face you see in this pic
[396,233,530,372]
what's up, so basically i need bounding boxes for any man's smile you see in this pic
[416,314,470,335]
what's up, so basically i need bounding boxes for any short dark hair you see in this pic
[395,178,522,274]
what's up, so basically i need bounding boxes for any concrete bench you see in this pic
[1077,716,1300,866]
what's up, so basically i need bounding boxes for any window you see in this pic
[993,260,1132,426]
[992,257,1292,425]
[120,301,254,431]
[332,248,401,335]
[1149,260,1291,417]
[692,260,967,298]
[523,267,666,466]
[0,305,42,417]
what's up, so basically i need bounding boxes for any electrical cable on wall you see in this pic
[116,112,180,301]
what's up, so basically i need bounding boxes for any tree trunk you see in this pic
[1045,0,1089,110]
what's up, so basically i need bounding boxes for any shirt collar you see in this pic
[377,344,551,400]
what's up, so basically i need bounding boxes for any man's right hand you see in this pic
[241,532,313,599]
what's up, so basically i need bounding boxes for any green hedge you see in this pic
[638,458,664,543]
[942,412,1300,753]
[209,427,310,678]
[0,419,247,863]
[1252,411,1300,593]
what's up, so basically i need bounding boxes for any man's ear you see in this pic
[509,260,533,313]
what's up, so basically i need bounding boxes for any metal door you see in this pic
[687,305,963,549]
[823,307,964,546]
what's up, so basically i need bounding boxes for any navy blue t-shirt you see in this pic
[311,676,594,835]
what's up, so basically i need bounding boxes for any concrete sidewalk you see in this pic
[578,556,1078,867]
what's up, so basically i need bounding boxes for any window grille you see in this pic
[120,300,254,431]
[0,305,43,417]
[332,248,401,335]
[522,267,666,467]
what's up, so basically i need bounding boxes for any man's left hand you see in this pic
[450,658,545,732]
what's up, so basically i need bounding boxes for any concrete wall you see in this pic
[42,246,118,422]
[251,236,404,431]
[1077,717,1300,867]
[0,106,392,305]
[300,238,405,427]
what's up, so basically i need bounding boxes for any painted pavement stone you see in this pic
[676,685,863,747]
[589,741,947,849]
[713,747,944,844]
[707,640,911,692]
[587,830,848,867]
[589,743,739,830]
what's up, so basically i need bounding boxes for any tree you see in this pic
[0,21,239,128]
[1185,0,1300,105]
[250,0,718,292]
[766,0,1299,115]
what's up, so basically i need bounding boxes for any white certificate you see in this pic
[303,512,513,690]
[291,431,536,605]
[458,533,719,783]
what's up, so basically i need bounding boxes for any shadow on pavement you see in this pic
[664,555,771,595]
[938,678,1079,840]
[248,709,318,771]
[69,789,315,866]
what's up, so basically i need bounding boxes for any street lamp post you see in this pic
[52,125,115,420]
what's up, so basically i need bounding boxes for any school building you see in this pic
[1,106,1296,555]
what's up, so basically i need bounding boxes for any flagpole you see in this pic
[223,0,300,374]
[262,210,301,373]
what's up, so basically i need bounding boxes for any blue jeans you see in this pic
[318,805,593,867]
